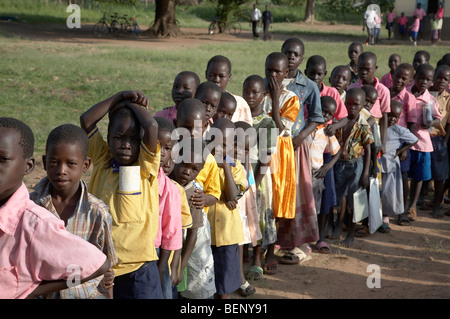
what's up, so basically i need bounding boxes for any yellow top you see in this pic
[172,180,193,229]
[208,160,246,247]
[87,128,160,277]
[195,153,221,213]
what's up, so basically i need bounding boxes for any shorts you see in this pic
[431,136,449,181]
[400,148,411,173]
[399,25,406,34]
[408,150,431,182]
[386,21,394,30]
[410,30,418,40]
[212,244,241,295]
[334,157,364,210]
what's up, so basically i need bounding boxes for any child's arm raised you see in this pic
[125,102,158,153]
[80,91,149,134]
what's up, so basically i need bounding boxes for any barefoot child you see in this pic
[381,101,418,221]
[0,117,110,299]
[30,124,117,299]
[242,74,278,278]
[80,91,163,299]
[332,88,374,247]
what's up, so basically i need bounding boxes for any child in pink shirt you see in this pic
[397,12,408,39]
[0,117,109,299]
[408,14,420,45]
[406,64,441,222]
[386,6,396,40]
[380,53,401,89]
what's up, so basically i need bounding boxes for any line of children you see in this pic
[5,43,450,300]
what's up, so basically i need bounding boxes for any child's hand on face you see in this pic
[267,77,282,107]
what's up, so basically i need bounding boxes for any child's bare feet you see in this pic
[340,233,355,248]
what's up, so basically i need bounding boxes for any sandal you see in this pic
[262,261,278,275]
[315,241,331,254]
[407,207,417,221]
[279,247,311,265]
[239,281,256,297]
[397,213,410,226]
[377,223,391,233]
[247,265,263,280]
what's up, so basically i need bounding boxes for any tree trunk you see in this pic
[304,0,315,23]
[147,0,180,37]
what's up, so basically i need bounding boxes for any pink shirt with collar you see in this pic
[392,87,417,128]
[155,105,177,124]
[380,72,393,89]
[348,77,391,119]
[320,83,348,123]
[155,168,182,251]
[0,183,106,299]
[409,89,442,152]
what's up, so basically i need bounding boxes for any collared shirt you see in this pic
[335,115,374,160]
[408,89,442,152]
[411,18,420,32]
[172,179,193,229]
[208,160,247,247]
[29,177,116,299]
[320,83,348,123]
[348,76,391,119]
[196,153,221,214]
[307,124,341,170]
[229,92,253,126]
[392,87,417,128]
[283,69,325,133]
[380,72,393,89]
[251,8,262,21]
[429,90,450,137]
[398,16,408,26]
[87,127,160,277]
[413,8,426,20]
[155,105,177,124]
[387,11,396,22]
[261,86,301,136]
[0,183,106,299]
[155,168,182,251]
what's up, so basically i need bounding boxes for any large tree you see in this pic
[147,0,180,37]
[304,0,315,23]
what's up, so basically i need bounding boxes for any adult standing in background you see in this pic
[435,2,444,42]
[251,3,262,40]
[413,2,426,40]
[262,5,273,41]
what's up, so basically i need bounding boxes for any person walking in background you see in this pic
[251,3,262,40]
[262,5,273,41]
[413,2,426,40]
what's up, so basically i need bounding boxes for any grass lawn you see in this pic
[0,24,448,158]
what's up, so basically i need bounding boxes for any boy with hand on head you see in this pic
[213,91,237,122]
[0,117,110,299]
[30,124,117,299]
[306,96,341,254]
[242,74,278,278]
[80,90,163,299]
[304,55,348,136]
[348,51,391,156]
[153,116,183,299]
[206,118,247,299]
[155,71,201,125]
[406,64,441,222]
[206,55,253,125]
[381,54,401,89]
[380,101,418,224]
[331,88,374,247]
[347,42,364,84]
[329,65,351,102]
[194,81,222,133]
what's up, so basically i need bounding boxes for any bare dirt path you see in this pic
[1,19,450,300]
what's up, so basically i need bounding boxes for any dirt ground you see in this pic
[1,19,450,300]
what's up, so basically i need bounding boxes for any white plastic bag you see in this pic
[353,187,369,223]
[368,177,383,234]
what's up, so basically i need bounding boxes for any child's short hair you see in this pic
[361,84,378,99]
[0,117,34,158]
[176,71,200,87]
[46,124,89,159]
[306,55,326,70]
[358,51,377,65]
[206,55,232,74]
[415,63,435,78]
[395,63,415,76]
[219,92,237,107]
[281,37,305,53]
[346,87,366,101]
[154,116,176,133]
[435,65,450,77]
[195,81,222,99]
[243,74,265,88]
[177,98,206,122]
[108,106,138,134]
[414,50,431,63]
[266,52,289,66]
[320,95,337,110]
